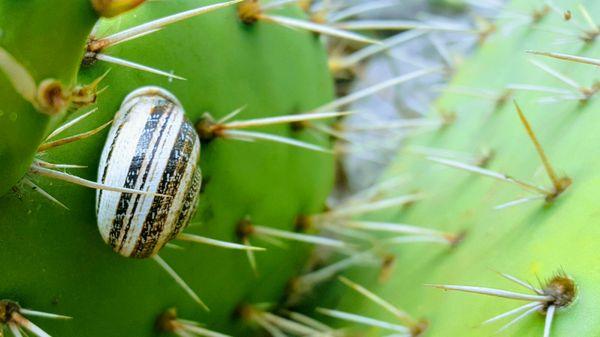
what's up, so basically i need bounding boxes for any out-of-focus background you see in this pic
[323,0,506,194]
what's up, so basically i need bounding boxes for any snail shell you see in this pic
[96,86,201,258]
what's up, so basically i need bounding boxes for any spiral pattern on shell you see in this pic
[96,86,201,258]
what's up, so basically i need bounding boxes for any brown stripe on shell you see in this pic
[108,101,176,250]
[96,104,133,215]
[114,103,179,253]
[131,120,198,258]
[169,166,202,242]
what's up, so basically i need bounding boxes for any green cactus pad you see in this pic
[0,1,98,195]
[326,1,600,337]
[0,1,334,336]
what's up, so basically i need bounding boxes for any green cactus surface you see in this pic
[1,0,599,337]
[0,1,335,336]
[324,1,600,337]
[0,1,98,195]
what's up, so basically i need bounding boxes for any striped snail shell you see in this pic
[96,86,201,258]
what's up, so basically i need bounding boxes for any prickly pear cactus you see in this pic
[1,0,599,337]
[0,1,98,195]
[0,1,335,336]
[323,1,600,337]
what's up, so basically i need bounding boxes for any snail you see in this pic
[94,86,264,309]
[96,86,202,259]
